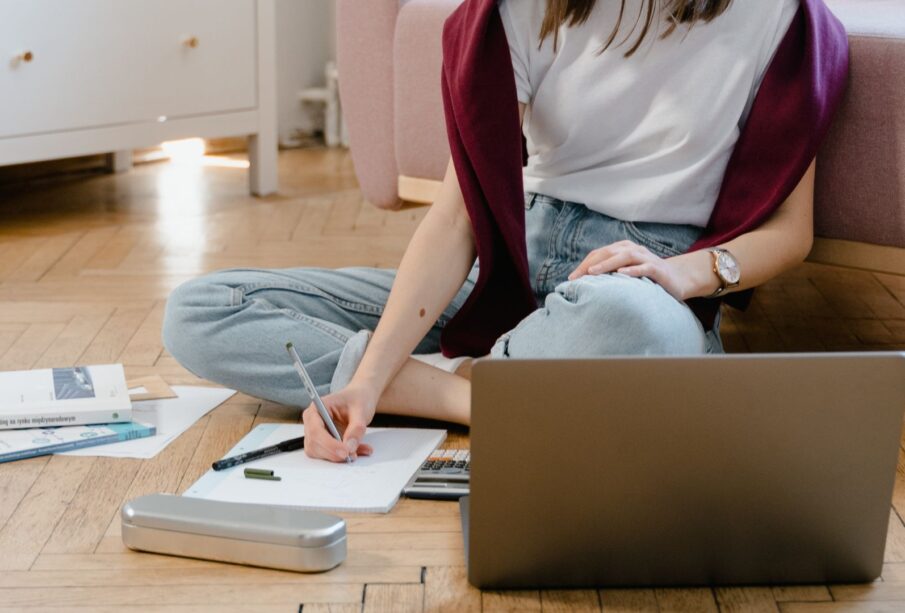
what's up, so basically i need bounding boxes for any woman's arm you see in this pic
[569,159,817,301]
[300,159,477,461]
[353,159,477,393]
[668,159,816,299]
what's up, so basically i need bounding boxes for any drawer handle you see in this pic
[183,36,199,49]
[15,50,34,64]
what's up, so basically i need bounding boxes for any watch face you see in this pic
[717,251,741,285]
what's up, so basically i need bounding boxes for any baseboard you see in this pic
[808,237,905,275]
[398,175,442,205]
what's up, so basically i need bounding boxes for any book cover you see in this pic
[0,364,131,430]
[0,421,156,464]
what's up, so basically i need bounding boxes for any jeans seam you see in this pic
[537,201,570,292]
[567,205,587,263]
[234,280,447,323]
[275,305,353,344]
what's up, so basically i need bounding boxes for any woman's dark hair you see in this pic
[540,0,734,57]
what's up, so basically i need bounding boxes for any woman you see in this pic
[162,0,840,463]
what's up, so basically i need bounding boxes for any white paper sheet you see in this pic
[59,386,235,459]
[184,423,446,513]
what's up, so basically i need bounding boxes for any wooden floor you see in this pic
[2,148,905,612]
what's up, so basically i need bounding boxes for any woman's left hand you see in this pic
[567,240,693,301]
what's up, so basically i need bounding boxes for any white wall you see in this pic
[275,0,336,147]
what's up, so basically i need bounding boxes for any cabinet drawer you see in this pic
[0,0,257,139]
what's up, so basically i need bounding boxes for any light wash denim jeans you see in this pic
[162,193,723,407]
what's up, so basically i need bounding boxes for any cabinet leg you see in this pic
[248,133,278,197]
[106,150,133,174]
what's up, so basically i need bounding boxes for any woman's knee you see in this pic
[161,273,237,376]
[494,274,706,357]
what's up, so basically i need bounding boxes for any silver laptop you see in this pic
[462,353,905,588]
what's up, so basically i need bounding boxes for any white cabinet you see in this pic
[0,0,277,196]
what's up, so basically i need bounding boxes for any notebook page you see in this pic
[184,424,446,513]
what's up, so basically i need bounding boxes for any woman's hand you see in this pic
[302,383,377,463]
[568,240,700,301]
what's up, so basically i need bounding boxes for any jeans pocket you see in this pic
[622,221,703,259]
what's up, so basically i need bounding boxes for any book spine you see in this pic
[0,408,133,431]
[0,432,120,463]
[0,424,155,464]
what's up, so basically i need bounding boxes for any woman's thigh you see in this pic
[490,272,708,358]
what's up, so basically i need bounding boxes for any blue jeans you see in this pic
[162,193,723,407]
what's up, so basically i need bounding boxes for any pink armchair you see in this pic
[337,0,905,273]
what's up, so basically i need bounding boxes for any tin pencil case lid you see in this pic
[122,494,346,548]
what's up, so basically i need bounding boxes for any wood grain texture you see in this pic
[1,148,905,611]
[363,583,424,613]
[423,566,481,612]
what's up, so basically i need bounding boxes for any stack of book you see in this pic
[0,364,155,463]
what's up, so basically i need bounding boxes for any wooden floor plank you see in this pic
[0,583,363,608]
[43,226,120,278]
[540,589,601,612]
[363,583,424,613]
[423,566,481,612]
[83,225,145,271]
[302,605,362,613]
[0,455,96,570]
[0,236,46,281]
[0,456,49,529]
[78,303,155,365]
[771,586,832,603]
[884,510,905,563]
[118,300,166,366]
[32,313,110,368]
[830,582,905,602]
[654,587,719,612]
[6,231,81,282]
[716,587,780,612]
[0,322,67,370]
[0,301,117,324]
[175,403,259,494]
[0,322,27,357]
[34,547,464,572]
[781,604,905,613]
[482,590,542,612]
[598,588,659,612]
[0,607,294,613]
[41,457,142,555]
[0,565,420,588]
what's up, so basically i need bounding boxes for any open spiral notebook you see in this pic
[184,423,446,513]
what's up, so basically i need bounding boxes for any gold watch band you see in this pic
[705,248,739,299]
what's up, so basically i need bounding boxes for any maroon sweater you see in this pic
[438,0,849,358]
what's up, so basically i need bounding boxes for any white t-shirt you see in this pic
[499,0,800,226]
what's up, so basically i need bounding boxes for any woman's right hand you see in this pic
[302,383,377,463]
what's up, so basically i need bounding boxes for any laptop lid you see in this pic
[467,353,905,589]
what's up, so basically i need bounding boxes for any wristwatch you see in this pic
[706,248,741,298]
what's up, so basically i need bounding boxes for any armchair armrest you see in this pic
[336,0,402,209]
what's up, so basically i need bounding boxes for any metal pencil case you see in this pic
[121,494,346,572]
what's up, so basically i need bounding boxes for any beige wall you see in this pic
[275,0,336,146]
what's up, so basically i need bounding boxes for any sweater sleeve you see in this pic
[498,0,532,104]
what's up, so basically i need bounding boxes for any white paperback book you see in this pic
[0,364,131,430]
